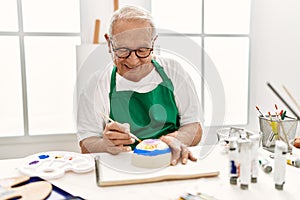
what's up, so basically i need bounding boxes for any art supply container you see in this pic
[217,127,260,153]
[259,115,298,152]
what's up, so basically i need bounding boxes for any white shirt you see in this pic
[77,57,202,141]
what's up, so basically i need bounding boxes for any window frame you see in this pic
[0,0,80,144]
[151,0,251,127]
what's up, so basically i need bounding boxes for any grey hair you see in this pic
[108,5,156,38]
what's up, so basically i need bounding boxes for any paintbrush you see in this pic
[99,111,142,143]
[256,106,268,119]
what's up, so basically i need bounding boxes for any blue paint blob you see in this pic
[39,154,49,159]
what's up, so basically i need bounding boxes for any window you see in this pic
[151,0,251,126]
[0,0,80,137]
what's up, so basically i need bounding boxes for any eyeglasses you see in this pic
[110,36,157,59]
[111,45,153,59]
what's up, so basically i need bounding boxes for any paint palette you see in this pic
[18,151,94,180]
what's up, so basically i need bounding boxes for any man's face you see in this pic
[110,20,154,82]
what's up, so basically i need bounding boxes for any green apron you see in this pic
[109,59,180,149]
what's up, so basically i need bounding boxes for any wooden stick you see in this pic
[99,171,219,186]
[283,85,300,113]
[114,0,119,11]
[93,19,101,44]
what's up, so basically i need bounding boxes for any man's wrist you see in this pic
[165,131,179,139]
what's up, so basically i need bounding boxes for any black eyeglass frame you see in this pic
[112,45,153,59]
[109,36,157,59]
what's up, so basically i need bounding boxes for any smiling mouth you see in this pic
[124,64,135,69]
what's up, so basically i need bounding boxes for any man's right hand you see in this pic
[103,122,135,154]
[80,122,135,154]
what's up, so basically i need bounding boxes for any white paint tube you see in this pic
[274,140,288,190]
[228,137,239,185]
[249,134,260,183]
[238,138,251,190]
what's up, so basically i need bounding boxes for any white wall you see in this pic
[247,0,300,135]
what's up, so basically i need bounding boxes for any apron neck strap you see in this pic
[110,66,117,93]
[152,59,174,91]
[151,59,168,82]
[110,59,172,93]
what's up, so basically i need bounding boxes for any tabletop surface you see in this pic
[1,145,300,200]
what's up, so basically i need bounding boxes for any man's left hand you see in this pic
[160,135,197,165]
